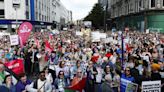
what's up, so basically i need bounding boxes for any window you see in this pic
[0,10,4,15]
[0,0,4,1]
[26,0,29,6]
[163,0,164,6]
[36,0,37,9]
[26,11,29,19]
[151,0,155,8]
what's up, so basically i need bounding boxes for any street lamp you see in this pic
[12,0,20,30]
[104,0,108,32]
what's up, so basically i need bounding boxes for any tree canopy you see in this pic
[84,3,105,29]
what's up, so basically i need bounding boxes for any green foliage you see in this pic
[84,3,105,29]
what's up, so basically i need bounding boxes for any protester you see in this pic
[2,75,16,92]
[0,27,164,92]
[85,61,97,92]
[0,64,5,85]
[54,71,68,92]
[26,71,52,92]
[16,73,31,92]
[44,67,53,84]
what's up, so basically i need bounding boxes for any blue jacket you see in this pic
[121,74,135,92]
[16,80,31,92]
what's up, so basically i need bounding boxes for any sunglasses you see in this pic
[40,74,45,77]
[59,73,64,75]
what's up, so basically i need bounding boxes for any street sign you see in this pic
[12,0,20,8]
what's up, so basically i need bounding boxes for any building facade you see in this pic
[98,0,111,10]
[110,0,164,33]
[0,0,72,30]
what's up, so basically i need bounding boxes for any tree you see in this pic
[84,3,105,29]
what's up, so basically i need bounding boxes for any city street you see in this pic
[0,0,164,92]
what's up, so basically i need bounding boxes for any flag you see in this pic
[49,32,53,41]
[66,77,87,92]
[18,22,33,47]
[45,40,53,53]
[91,55,99,63]
[34,37,40,48]
[4,59,25,75]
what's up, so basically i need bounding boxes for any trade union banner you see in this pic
[4,59,25,75]
[142,81,161,92]
[18,22,33,47]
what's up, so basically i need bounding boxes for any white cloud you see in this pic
[61,0,98,20]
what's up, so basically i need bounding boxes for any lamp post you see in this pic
[12,0,20,30]
[104,0,108,32]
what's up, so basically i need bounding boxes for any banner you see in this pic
[4,59,24,75]
[10,35,19,46]
[18,22,33,47]
[142,81,161,92]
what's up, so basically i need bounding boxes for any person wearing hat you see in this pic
[151,63,161,81]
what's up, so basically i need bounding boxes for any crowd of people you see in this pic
[0,28,163,92]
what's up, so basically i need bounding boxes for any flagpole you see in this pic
[121,29,124,70]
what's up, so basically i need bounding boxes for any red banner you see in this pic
[18,22,33,47]
[4,59,25,75]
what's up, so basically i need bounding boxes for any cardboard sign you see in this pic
[10,35,19,46]
[142,81,161,92]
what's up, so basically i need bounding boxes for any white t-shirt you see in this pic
[37,79,45,92]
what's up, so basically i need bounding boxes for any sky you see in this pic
[61,0,98,21]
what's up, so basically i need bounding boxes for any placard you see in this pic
[10,35,19,46]
[142,81,161,92]
[91,31,100,42]
[121,78,138,92]
[76,31,83,36]
[99,33,107,39]
[126,82,138,92]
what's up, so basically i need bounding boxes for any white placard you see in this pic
[99,33,107,39]
[10,35,19,46]
[76,31,83,36]
[124,38,129,44]
[106,37,113,43]
[51,29,59,34]
[91,31,100,42]
[146,29,149,34]
[142,81,161,92]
